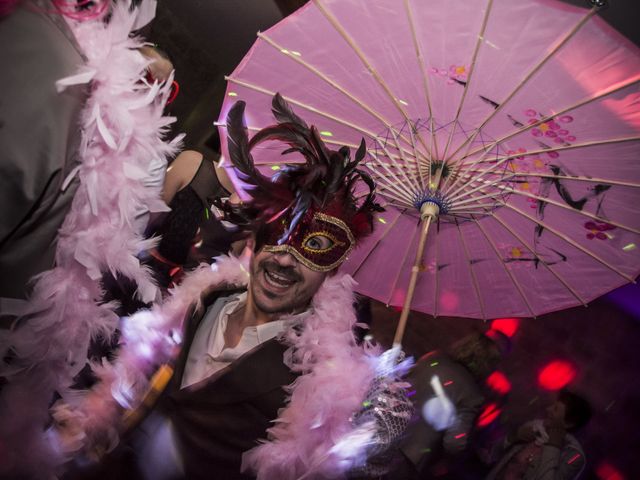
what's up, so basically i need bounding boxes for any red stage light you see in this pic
[486,371,511,395]
[596,462,625,480]
[477,403,501,427]
[538,360,577,390]
[490,318,520,338]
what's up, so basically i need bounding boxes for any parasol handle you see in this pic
[393,202,440,347]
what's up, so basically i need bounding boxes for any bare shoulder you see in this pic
[172,150,204,170]
[214,163,236,194]
[163,150,204,203]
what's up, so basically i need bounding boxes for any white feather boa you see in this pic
[0,1,179,477]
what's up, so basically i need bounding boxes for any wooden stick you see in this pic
[443,76,640,196]
[473,216,537,317]
[314,0,435,165]
[461,170,640,189]
[490,212,587,305]
[455,218,487,319]
[393,202,439,347]
[441,0,494,162]
[462,175,640,235]
[386,223,421,306]
[257,32,430,169]
[471,186,636,282]
[403,0,439,169]
[456,135,640,167]
[445,8,596,163]
[351,212,404,277]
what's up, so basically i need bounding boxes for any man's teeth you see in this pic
[265,270,294,286]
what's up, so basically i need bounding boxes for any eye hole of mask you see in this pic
[303,234,336,253]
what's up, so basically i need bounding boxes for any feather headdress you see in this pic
[225,93,382,246]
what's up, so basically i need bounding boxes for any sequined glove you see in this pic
[348,348,414,477]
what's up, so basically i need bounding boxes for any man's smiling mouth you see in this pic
[263,268,297,289]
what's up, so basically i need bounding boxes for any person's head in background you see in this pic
[546,390,592,433]
[139,44,174,83]
[448,330,510,381]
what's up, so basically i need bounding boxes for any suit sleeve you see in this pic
[442,392,484,454]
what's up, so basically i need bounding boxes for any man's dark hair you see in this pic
[559,390,592,432]
[448,332,503,380]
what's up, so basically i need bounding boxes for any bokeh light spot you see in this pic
[538,360,576,390]
[477,403,501,427]
[490,318,520,338]
[596,462,625,480]
[486,371,511,395]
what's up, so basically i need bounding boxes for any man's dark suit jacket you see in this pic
[163,288,299,479]
[77,289,298,480]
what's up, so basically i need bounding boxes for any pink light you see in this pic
[538,360,577,390]
[490,318,520,338]
[391,288,405,312]
[597,462,625,480]
[477,403,501,428]
[440,290,459,311]
[567,453,581,465]
[486,371,511,395]
[454,433,466,439]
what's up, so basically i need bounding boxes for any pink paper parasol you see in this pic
[217,0,640,344]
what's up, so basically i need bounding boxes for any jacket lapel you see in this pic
[168,288,244,393]
[171,338,296,405]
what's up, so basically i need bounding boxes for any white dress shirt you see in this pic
[181,292,288,388]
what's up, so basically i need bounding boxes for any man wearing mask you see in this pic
[84,94,410,480]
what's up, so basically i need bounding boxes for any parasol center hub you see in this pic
[420,201,440,220]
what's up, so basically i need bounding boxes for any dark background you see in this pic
[144,1,640,478]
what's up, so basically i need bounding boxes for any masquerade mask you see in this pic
[263,211,355,272]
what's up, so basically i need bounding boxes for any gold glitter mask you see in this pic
[263,212,355,272]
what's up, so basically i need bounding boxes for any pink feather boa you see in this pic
[0,1,179,477]
[50,256,251,460]
[242,274,382,480]
[55,256,388,479]
[50,256,380,480]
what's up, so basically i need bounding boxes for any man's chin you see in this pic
[253,294,295,315]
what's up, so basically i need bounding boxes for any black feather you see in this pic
[224,94,380,242]
[272,93,309,130]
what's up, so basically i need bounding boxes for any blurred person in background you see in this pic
[388,330,510,479]
[0,0,88,307]
[0,1,174,310]
[145,149,237,289]
[486,390,591,480]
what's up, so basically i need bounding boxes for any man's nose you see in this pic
[273,251,298,267]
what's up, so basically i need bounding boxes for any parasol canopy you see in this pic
[217,0,640,325]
